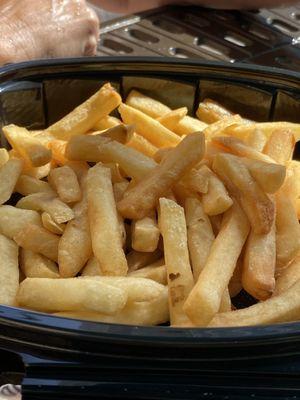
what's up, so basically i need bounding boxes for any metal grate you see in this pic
[96,5,300,71]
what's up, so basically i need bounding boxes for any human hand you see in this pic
[0,0,99,64]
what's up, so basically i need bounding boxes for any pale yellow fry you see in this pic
[87,163,127,276]
[41,212,65,235]
[241,158,286,194]
[131,212,160,253]
[58,213,92,278]
[126,130,158,158]
[45,83,121,140]
[48,140,68,165]
[180,165,210,194]
[153,147,172,163]
[184,202,250,326]
[0,234,19,305]
[126,89,171,118]
[48,165,81,203]
[185,197,215,281]
[3,124,52,167]
[219,288,232,313]
[242,215,276,301]
[15,175,54,196]
[281,160,300,209]
[196,98,233,124]
[246,129,267,152]
[16,192,74,224]
[55,287,169,326]
[118,132,205,220]
[276,193,300,270]
[0,159,23,204]
[119,103,180,148]
[93,115,122,131]
[173,116,208,137]
[0,148,9,167]
[21,249,59,279]
[157,107,187,131]
[0,205,41,239]
[228,258,243,298]
[22,161,53,180]
[203,115,242,139]
[81,256,102,277]
[14,224,60,262]
[17,277,127,314]
[213,153,275,234]
[263,129,295,164]
[209,279,300,327]
[83,276,165,303]
[159,198,194,326]
[126,250,163,272]
[202,166,233,216]
[65,161,89,183]
[212,136,276,163]
[128,265,167,285]
[274,256,300,295]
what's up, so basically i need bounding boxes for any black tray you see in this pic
[1,57,300,399]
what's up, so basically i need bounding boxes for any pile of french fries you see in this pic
[1,82,300,328]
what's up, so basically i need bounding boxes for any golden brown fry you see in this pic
[48,165,82,203]
[126,130,158,158]
[0,234,19,305]
[203,115,242,139]
[184,203,249,326]
[65,134,111,162]
[157,107,187,131]
[180,165,210,194]
[275,193,300,270]
[185,197,215,281]
[213,153,275,234]
[263,129,295,164]
[117,132,205,219]
[48,140,68,165]
[45,83,121,140]
[14,224,60,262]
[119,103,180,148]
[159,198,194,326]
[281,160,300,209]
[15,175,54,196]
[173,116,208,136]
[97,124,130,144]
[196,98,233,124]
[87,163,128,276]
[126,89,171,118]
[210,214,223,236]
[21,249,59,279]
[209,279,300,327]
[0,159,23,205]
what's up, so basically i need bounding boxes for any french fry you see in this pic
[128,265,167,285]
[180,165,210,194]
[274,256,300,295]
[104,163,125,184]
[119,103,180,148]
[157,107,187,131]
[203,115,242,139]
[65,134,111,162]
[276,193,300,270]
[202,166,233,216]
[219,288,232,313]
[93,115,122,131]
[16,192,74,224]
[159,198,194,326]
[65,161,89,183]
[263,129,295,164]
[209,279,300,327]
[126,89,171,118]
[196,98,233,124]
[41,212,65,235]
[247,128,267,152]
[173,116,208,137]
[242,211,276,301]
[55,287,169,326]
[83,276,165,303]
[118,132,205,219]
[87,164,128,276]
[22,161,53,180]
[0,205,41,239]
[131,212,160,253]
[229,258,243,298]
[98,124,130,144]
[241,158,286,194]
[126,250,163,272]
[153,147,172,163]
[17,277,127,314]
[15,175,54,196]
[45,83,122,140]
[113,181,129,202]
[21,249,59,279]
[48,165,81,203]
[210,214,223,236]
[281,160,300,209]
[184,203,249,326]
[14,224,60,262]
[0,159,23,204]
[185,197,215,281]
[0,234,19,305]
[126,130,158,158]
[58,212,92,278]
[0,148,9,167]
[213,153,275,234]
[81,257,102,277]
[48,140,68,165]
[3,124,52,167]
